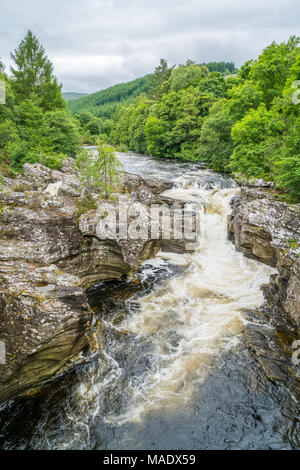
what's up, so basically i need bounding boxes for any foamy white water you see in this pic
[7,164,278,450]
[101,173,275,424]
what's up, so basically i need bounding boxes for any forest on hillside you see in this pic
[0,31,82,173]
[67,74,154,118]
[0,33,299,200]
[109,40,300,200]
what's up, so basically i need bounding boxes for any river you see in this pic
[0,152,299,450]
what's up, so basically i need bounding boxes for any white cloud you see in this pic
[0,0,299,92]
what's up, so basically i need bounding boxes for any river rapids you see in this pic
[0,152,299,450]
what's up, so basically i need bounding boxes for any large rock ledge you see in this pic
[0,160,171,404]
[228,186,300,391]
[228,186,300,326]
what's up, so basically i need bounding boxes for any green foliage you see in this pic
[273,115,300,200]
[67,74,154,119]
[112,94,152,153]
[75,139,123,199]
[149,59,173,100]
[198,100,234,171]
[249,36,300,108]
[226,82,263,121]
[116,143,129,153]
[0,162,17,179]
[42,111,82,156]
[74,111,113,144]
[0,32,82,173]
[274,155,300,201]
[114,67,226,160]
[228,105,283,177]
[10,30,65,111]
[197,72,227,98]
[168,64,209,92]
[76,192,97,219]
[145,116,166,157]
[109,36,300,200]
[200,61,238,75]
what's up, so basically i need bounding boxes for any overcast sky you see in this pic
[0,0,299,93]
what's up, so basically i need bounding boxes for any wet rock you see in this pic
[22,162,81,196]
[78,197,161,271]
[120,172,172,195]
[229,186,300,390]
[0,262,92,403]
[247,179,275,189]
[228,193,300,325]
[0,162,169,404]
[243,320,300,395]
[143,177,173,194]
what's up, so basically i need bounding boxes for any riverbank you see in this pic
[0,152,299,449]
[0,157,174,403]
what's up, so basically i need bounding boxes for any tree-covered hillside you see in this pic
[67,74,154,119]
[68,60,238,146]
[0,31,82,173]
[111,39,300,200]
[63,92,89,102]
[200,61,238,75]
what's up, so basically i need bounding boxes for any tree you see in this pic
[237,60,254,81]
[149,59,172,99]
[145,116,166,156]
[43,111,82,156]
[76,139,123,199]
[10,30,65,110]
[227,82,263,121]
[198,100,235,171]
[228,105,283,177]
[273,113,300,200]
[274,155,300,201]
[197,72,227,99]
[68,74,153,119]
[169,64,209,92]
[249,36,300,108]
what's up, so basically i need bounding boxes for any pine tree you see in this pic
[149,59,172,100]
[95,138,123,199]
[75,139,123,199]
[10,30,65,110]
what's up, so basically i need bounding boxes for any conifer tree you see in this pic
[149,59,172,100]
[10,30,65,110]
[76,139,122,199]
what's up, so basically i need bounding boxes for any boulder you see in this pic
[228,188,300,325]
[0,162,170,403]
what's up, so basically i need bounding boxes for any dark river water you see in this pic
[0,152,299,450]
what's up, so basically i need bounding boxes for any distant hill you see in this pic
[63,92,89,102]
[67,63,237,119]
[200,61,238,75]
[67,74,154,119]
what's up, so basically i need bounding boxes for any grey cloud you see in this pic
[0,0,299,92]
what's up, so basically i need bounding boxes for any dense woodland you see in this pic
[67,61,236,146]
[68,74,154,119]
[109,39,300,200]
[0,32,299,200]
[0,31,82,173]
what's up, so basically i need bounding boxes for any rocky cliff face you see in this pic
[0,161,170,403]
[228,185,300,391]
[228,186,300,327]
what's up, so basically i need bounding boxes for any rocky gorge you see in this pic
[0,154,299,447]
[228,183,300,390]
[0,159,172,404]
